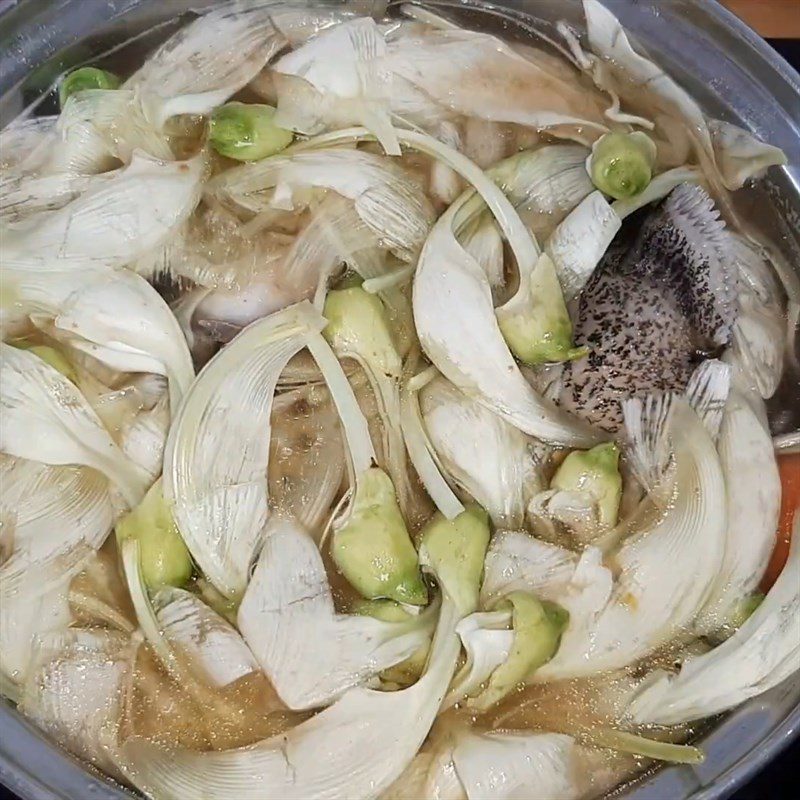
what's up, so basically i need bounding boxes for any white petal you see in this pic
[545,191,620,302]
[119,598,465,800]
[400,370,466,522]
[730,298,785,400]
[692,391,780,634]
[0,170,113,222]
[0,345,148,507]
[238,517,434,710]
[46,89,173,174]
[153,586,259,688]
[51,269,195,410]
[383,746,467,800]
[582,0,711,158]
[210,149,434,262]
[0,574,73,687]
[3,150,203,270]
[274,18,399,154]
[708,118,787,190]
[385,28,608,140]
[0,457,113,597]
[536,401,726,680]
[120,394,170,482]
[413,195,597,448]
[480,530,579,607]
[421,377,541,529]
[452,731,584,800]
[164,302,325,597]
[127,2,286,127]
[446,610,513,708]
[19,628,133,778]
[0,116,56,171]
[629,514,800,724]
[528,488,601,544]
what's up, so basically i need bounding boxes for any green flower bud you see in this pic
[418,505,491,616]
[551,442,623,528]
[333,467,427,605]
[59,67,120,107]
[209,102,294,161]
[497,253,588,366]
[471,591,569,711]
[323,286,401,378]
[116,479,192,590]
[589,132,656,200]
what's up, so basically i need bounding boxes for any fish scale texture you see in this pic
[559,184,738,432]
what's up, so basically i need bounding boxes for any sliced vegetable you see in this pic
[19,629,133,780]
[585,729,703,765]
[399,369,466,522]
[9,341,76,383]
[384,25,609,143]
[536,397,727,681]
[125,1,287,127]
[273,18,399,155]
[412,178,597,447]
[579,0,786,191]
[0,458,112,597]
[164,302,326,598]
[0,345,148,507]
[0,574,73,690]
[480,530,579,607]
[445,610,513,709]
[2,150,203,270]
[452,730,585,800]
[545,190,621,301]
[694,392,780,633]
[46,269,196,411]
[323,286,411,511]
[629,512,800,724]
[761,452,800,590]
[208,148,435,263]
[152,587,259,689]
[420,376,542,529]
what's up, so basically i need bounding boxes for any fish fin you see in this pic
[685,359,731,441]
[663,184,738,346]
[622,392,674,496]
[623,358,729,495]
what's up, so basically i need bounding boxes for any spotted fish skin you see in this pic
[559,184,738,433]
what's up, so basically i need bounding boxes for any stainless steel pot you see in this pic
[0,1,798,798]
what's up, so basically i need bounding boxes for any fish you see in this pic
[559,184,738,432]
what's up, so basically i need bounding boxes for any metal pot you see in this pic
[0,1,798,798]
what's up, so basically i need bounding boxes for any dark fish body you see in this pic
[559,184,738,432]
